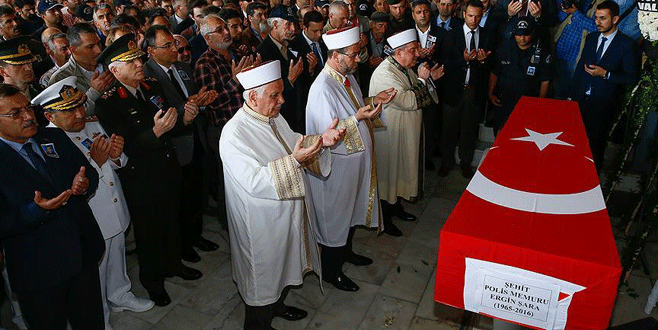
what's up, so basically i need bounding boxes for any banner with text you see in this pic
[463,258,586,330]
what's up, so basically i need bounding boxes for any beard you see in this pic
[338,57,357,75]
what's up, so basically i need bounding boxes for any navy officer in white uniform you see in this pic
[34,76,155,330]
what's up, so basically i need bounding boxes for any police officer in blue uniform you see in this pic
[488,17,552,134]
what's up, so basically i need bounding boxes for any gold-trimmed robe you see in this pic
[219,105,328,306]
[305,66,382,247]
[370,57,438,203]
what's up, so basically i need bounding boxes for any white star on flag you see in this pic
[511,128,574,151]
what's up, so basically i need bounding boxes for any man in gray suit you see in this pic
[143,25,220,263]
[49,22,114,115]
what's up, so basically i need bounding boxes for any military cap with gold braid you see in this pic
[32,77,87,111]
[97,33,145,67]
[0,36,37,65]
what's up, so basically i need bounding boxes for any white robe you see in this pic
[305,66,381,247]
[219,105,327,306]
[370,58,438,203]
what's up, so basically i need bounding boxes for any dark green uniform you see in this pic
[491,38,552,132]
[95,77,188,294]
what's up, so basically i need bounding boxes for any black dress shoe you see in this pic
[345,252,373,266]
[147,290,171,307]
[275,306,308,321]
[175,266,203,280]
[182,248,201,263]
[394,211,416,221]
[193,237,219,251]
[461,166,474,179]
[383,223,402,237]
[437,165,450,177]
[324,272,359,291]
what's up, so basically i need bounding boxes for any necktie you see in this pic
[311,42,323,67]
[469,30,476,52]
[168,68,187,98]
[344,78,350,89]
[440,22,446,30]
[596,37,608,63]
[22,142,54,186]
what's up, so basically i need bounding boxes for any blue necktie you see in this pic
[311,42,323,67]
[596,37,607,63]
[23,142,54,186]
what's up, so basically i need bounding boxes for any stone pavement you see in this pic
[1,158,657,329]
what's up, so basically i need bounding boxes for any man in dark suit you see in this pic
[571,0,638,169]
[169,0,194,34]
[0,83,105,329]
[439,0,493,178]
[256,5,307,132]
[240,1,268,51]
[413,0,445,170]
[433,0,463,31]
[143,25,220,264]
[95,33,203,307]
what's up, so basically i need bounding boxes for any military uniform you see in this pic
[95,77,188,295]
[491,39,552,132]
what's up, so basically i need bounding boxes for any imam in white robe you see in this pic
[369,57,438,203]
[219,104,328,306]
[305,66,382,247]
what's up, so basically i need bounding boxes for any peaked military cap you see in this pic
[32,77,87,111]
[97,33,145,67]
[0,36,37,65]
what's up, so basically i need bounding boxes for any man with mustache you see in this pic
[256,5,308,133]
[95,33,203,306]
[194,14,253,227]
[0,5,47,62]
[14,0,43,35]
[92,4,114,46]
[0,79,104,328]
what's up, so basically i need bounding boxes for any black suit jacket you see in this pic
[441,24,494,107]
[256,36,309,132]
[143,59,206,165]
[290,32,328,77]
[572,31,639,107]
[0,128,103,294]
[417,23,447,66]
[95,79,184,205]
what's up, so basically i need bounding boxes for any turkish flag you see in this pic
[434,97,621,330]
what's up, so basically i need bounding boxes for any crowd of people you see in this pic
[0,0,644,328]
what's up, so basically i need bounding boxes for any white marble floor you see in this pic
[1,161,657,329]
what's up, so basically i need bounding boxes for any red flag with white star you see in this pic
[434,97,621,330]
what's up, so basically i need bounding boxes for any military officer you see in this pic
[35,77,155,329]
[488,17,552,134]
[94,33,202,307]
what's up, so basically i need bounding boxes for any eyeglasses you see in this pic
[0,105,36,119]
[338,51,359,59]
[207,25,229,35]
[151,41,175,49]
[177,45,191,53]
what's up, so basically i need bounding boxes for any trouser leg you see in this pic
[2,267,25,328]
[66,263,105,330]
[458,89,481,167]
[320,244,346,280]
[243,288,289,330]
[440,103,461,168]
[105,233,133,306]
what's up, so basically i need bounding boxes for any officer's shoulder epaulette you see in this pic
[101,86,117,99]
[144,77,158,82]
[85,115,98,122]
